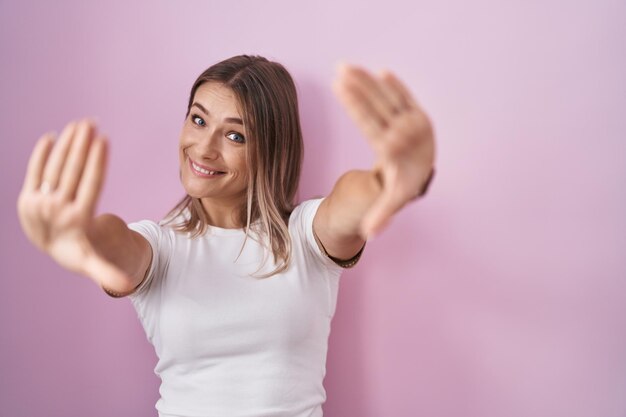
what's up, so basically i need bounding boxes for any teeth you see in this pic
[192,161,221,175]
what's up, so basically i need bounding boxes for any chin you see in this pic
[179,173,202,198]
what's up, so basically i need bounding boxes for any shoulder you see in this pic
[291,197,365,270]
[288,198,348,272]
[126,218,180,262]
[128,218,176,239]
[289,198,324,227]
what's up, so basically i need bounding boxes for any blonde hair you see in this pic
[163,55,304,277]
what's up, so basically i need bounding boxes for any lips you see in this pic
[188,157,226,177]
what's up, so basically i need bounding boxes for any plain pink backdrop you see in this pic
[1,1,625,416]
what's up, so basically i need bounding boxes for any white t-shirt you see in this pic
[127,198,344,417]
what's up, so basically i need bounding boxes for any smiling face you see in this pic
[179,82,249,214]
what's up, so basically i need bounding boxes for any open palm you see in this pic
[17,120,131,290]
[333,64,436,237]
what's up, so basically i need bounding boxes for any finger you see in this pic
[381,71,418,110]
[361,165,406,238]
[379,70,410,111]
[58,121,96,200]
[340,64,399,121]
[76,135,107,215]
[41,121,79,190]
[333,77,385,140]
[23,133,55,192]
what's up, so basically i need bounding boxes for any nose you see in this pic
[198,129,223,160]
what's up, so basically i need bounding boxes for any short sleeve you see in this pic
[289,198,345,274]
[126,219,172,343]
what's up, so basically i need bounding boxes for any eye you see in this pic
[226,132,245,144]
[191,114,206,127]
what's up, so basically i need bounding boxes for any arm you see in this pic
[17,120,150,298]
[89,214,152,297]
[313,170,380,261]
[313,65,436,260]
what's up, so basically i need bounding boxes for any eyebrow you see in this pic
[191,102,243,125]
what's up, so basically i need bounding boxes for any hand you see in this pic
[17,120,130,288]
[333,64,436,237]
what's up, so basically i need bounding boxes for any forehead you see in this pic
[193,82,242,117]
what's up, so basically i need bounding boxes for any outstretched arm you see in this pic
[17,120,151,297]
[313,64,436,261]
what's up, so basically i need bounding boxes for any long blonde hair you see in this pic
[163,55,304,277]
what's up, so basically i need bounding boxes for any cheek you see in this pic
[179,132,193,158]
[178,144,187,165]
[179,123,196,146]
[234,152,249,177]
[179,134,190,149]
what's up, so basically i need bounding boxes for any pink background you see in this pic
[1,1,625,416]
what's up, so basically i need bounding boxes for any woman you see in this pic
[17,55,435,417]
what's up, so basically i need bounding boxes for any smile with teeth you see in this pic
[190,159,226,176]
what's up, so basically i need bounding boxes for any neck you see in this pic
[199,195,246,229]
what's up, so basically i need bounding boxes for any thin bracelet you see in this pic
[313,228,365,269]
[102,284,138,298]
[101,266,151,299]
